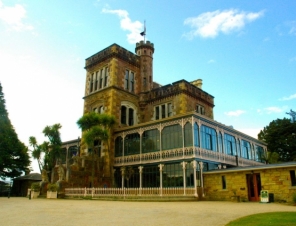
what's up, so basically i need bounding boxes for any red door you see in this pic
[246,173,261,201]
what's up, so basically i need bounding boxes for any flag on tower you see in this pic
[140,21,146,36]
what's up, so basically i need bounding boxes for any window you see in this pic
[255,145,264,162]
[124,133,140,156]
[121,106,127,124]
[115,137,123,157]
[124,69,135,92]
[130,72,134,92]
[121,104,136,126]
[90,67,108,93]
[99,106,104,114]
[242,140,251,159]
[196,104,205,115]
[224,133,237,155]
[90,73,94,92]
[128,108,134,125]
[95,72,98,90]
[290,170,296,186]
[218,132,223,153]
[168,103,173,116]
[142,129,160,153]
[162,124,182,150]
[161,105,166,118]
[194,123,199,147]
[99,69,103,89]
[155,106,160,120]
[94,140,102,157]
[104,68,108,87]
[154,103,172,120]
[184,122,193,147]
[222,176,226,189]
[201,125,217,151]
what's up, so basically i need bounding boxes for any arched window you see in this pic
[128,108,134,126]
[241,140,251,159]
[124,133,140,156]
[184,122,192,147]
[201,125,217,151]
[194,123,199,147]
[121,106,127,124]
[218,132,223,153]
[162,124,182,150]
[142,129,160,153]
[99,106,104,114]
[224,133,237,155]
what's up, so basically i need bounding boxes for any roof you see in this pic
[13,173,42,181]
[204,161,296,174]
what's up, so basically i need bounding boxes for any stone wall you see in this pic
[204,166,296,203]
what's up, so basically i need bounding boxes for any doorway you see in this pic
[246,173,261,201]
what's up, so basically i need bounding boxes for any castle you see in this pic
[61,40,266,191]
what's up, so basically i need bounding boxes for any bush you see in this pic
[31,182,41,192]
[47,183,58,192]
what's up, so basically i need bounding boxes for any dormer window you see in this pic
[196,104,205,115]
[154,103,173,120]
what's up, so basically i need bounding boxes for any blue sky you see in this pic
[1,0,295,173]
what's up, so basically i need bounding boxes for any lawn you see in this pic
[226,212,296,226]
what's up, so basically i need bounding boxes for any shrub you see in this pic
[47,183,58,192]
[31,182,41,192]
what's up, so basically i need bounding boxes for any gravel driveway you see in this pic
[1,198,295,226]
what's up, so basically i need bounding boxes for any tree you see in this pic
[258,117,296,162]
[0,82,30,179]
[42,124,63,182]
[29,136,49,173]
[77,112,115,187]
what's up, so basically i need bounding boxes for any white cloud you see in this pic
[184,9,264,39]
[102,8,144,44]
[207,59,216,64]
[238,128,262,139]
[288,21,296,35]
[257,106,288,114]
[279,93,296,101]
[224,110,245,117]
[0,0,33,31]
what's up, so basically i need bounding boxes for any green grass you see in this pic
[226,212,296,226]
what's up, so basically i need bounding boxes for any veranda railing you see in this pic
[65,187,197,198]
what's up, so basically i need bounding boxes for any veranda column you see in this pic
[120,167,125,188]
[158,164,164,196]
[199,162,204,197]
[181,161,187,195]
[138,166,143,195]
[192,160,198,197]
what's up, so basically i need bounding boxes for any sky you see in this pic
[1,0,295,173]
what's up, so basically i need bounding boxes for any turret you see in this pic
[135,41,155,92]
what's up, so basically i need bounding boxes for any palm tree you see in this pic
[77,112,115,187]
[42,123,63,183]
[29,136,43,173]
